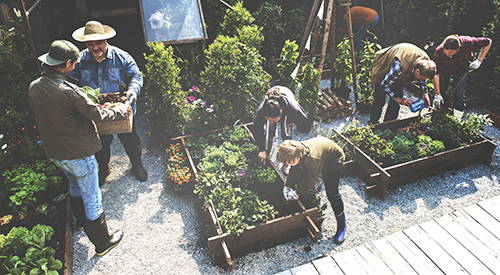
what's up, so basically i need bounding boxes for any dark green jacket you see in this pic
[286,136,345,191]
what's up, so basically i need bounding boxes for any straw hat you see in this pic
[72,21,116,42]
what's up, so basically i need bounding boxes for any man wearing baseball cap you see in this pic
[29,40,128,256]
[69,21,147,184]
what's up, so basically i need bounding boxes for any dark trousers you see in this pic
[95,120,142,171]
[440,70,467,111]
[370,83,404,124]
[322,168,344,215]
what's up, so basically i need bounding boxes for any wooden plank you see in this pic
[90,8,137,18]
[370,238,417,274]
[275,270,293,275]
[311,256,344,275]
[291,263,320,275]
[435,213,500,274]
[477,195,500,221]
[180,138,198,178]
[403,225,468,274]
[419,220,493,275]
[332,248,376,275]
[451,209,500,254]
[463,204,500,239]
[385,232,444,275]
[354,245,393,274]
[207,208,318,257]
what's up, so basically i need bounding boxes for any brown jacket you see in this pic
[286,136,345,192]
[371,43,430,84]
[29,71,127,160]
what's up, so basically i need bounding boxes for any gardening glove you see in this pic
[433,94,444,109]
[125,90,137,105]
[112,102,131,118]
[469,59,482,70]
[283,186,299,201]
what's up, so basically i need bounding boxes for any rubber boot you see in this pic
[84,213,123,256]
[70,197,86,229]
[333,212,347,244]
[131,160,148,182]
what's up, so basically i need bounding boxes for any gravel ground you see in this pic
[72,102,499,275]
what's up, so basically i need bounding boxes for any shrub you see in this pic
[237,24,264,51]
[0,21,43,170]
[220,1,255,36]
[296,62,320,116]
[143,42,188,138]
[276,40,299,87]
[200,35,271,126]
[253,2,285,58]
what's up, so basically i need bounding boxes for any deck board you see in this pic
[311,256,344,275]
[276,196,500,275]
[463,204,500,239]
[369,238,417,274]
[419,219,493,274]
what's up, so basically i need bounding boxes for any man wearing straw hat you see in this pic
[70,21,148,184]
[29,40,128,256]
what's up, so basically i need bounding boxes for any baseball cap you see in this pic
[38,40,80,66]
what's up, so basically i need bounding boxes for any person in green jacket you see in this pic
[276,136,347,243]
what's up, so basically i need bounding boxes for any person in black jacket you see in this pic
[252,86,312,168]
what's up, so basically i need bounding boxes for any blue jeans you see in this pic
[50,155,103,221]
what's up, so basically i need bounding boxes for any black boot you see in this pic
[333,212,347,244]
[131,161,148,182]
[70,197,86,229]
[98,165,111,187]
[84,213,123,256]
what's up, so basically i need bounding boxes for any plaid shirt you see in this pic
[434,36,490,74]
[381,58,426,98]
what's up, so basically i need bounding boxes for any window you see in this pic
[139,0,207,44]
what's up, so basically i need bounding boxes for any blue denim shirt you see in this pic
[69,45,143,113]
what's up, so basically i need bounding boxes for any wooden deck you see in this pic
[275,195,500,275]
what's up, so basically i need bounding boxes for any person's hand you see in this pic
[396,97,411,106]
[433,94,444,109]
[469,59,482,70]
[114,102,131,117]
[283,186,299,201]
[125,90,137,105]
[258,151,267,163]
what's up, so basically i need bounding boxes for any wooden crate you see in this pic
[335,115,497,198]
[171,124,320,267]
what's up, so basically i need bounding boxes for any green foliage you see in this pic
[342,121,395,165]
[0,21,44,170]
[2,161,62,214]
[253,2,285,58]
[296,62,320,116]
[334,35,381,105]
[200,35,271,126]
[80,86,100,104]
[276,40,299,87]
[143,42,188,137]
[237,24,264,51]
[220,1,255,36]
[415,135,446,158]
[192,127,277,235]
[424,110,490,148]
[0,225,62,275]
[252,166,276,184]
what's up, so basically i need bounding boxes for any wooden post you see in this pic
[18,0,40,71]
[298,0,322,60]
[316,0,335,88]
[345,3,359,103]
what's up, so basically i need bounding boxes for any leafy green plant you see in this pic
[252,166,276,184]
[460,113,492,144]
[200,35,271,126]
[296,62,320,116]
[253,2,285,58]
[220,1,255,36]
[80,86,100,104]
[143,42,188,138]
[2,161,62,214]
[276,40,299,87]
[237,25,264,51]
[0,225,62,275]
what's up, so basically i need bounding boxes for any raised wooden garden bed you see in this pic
[171,124,320,267]
[335,115,496,198]
[488,108,500,128]
[314,88,353,122]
